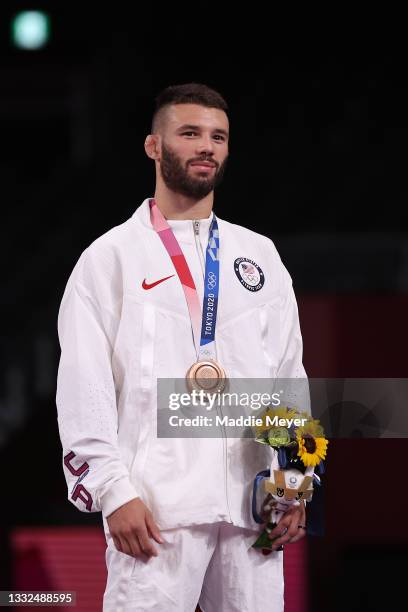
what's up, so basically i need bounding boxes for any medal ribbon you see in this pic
[149,198,220,361]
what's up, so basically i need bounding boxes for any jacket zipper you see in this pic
[193,220,206,277]
[192,219,232,523]
[218,401,233,523]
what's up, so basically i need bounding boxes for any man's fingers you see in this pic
[118,535,133,557]
[270,528,292,550]
[268,503,307,549]
[268,517,292,550]
[268,514,291,538]
[136,525,158,558]
[112,535,123,553]
[106,499,163,559]
[288,524,307,544]
[287,502,307,544]
[146,512,164,544]
[126,534,145,558]
[111,530,145,559]
[286,506,303,540]
[268,505,304,549]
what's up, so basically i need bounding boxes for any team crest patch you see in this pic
[234,257,265,292]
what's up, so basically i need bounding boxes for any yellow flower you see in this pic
[297,434,329,467]
[296,417,325,439]
[255,406,299,434]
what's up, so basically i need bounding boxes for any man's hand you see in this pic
[267,501,307,550]
[106,497,164,559]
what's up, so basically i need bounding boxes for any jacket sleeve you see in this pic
[56,247,139,518]
[275,249,311,415]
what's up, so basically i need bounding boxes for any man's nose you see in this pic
[196,134,215,156]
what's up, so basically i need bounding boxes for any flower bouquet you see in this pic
[251,407,328,552]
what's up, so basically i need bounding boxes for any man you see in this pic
[56,83,308,611]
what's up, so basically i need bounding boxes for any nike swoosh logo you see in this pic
[142,275,175,290]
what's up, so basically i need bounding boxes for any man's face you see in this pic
[158,104,229,199]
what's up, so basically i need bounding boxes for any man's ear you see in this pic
[144,134,161,161]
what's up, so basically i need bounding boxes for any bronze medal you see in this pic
[186,360,227,394]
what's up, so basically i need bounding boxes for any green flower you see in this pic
[267,427,290,447]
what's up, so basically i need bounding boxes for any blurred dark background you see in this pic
[1,5,407,611]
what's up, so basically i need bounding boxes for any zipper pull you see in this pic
[193,220,200,235]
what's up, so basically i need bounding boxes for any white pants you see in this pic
[103,521,284,612]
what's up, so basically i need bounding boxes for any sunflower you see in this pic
[297,433,328,467]
[296,416,325,439]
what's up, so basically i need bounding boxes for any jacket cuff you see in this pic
[99,477,139,518]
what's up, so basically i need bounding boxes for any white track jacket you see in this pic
[56,198,308,531]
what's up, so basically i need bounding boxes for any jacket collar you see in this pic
[132,197,217,244]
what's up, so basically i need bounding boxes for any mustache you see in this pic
[187,156,219,169]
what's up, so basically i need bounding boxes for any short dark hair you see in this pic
[151,82,228,133]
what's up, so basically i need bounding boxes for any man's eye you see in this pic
[182,131,197,136]
[214,135,225,141]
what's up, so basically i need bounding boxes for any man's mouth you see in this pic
[190,161,217,170]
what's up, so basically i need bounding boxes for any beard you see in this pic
[160,141,228,199]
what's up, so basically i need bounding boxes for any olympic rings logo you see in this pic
[207,271,217,290]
